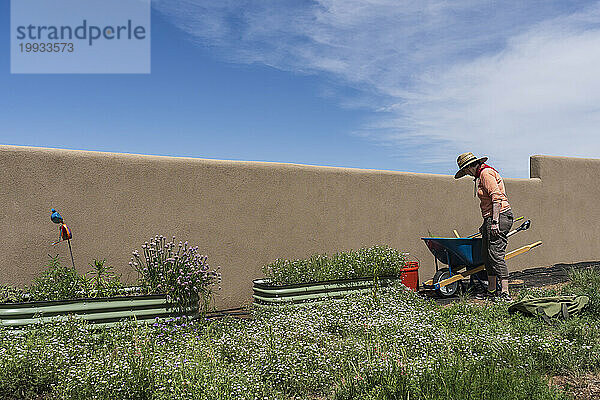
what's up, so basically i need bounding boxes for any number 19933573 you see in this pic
[19,43,74,52]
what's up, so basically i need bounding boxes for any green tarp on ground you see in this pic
[508,295,590,322]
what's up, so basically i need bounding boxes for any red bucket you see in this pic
[400,261,419,291]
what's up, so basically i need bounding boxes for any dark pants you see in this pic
[480,209,513,279]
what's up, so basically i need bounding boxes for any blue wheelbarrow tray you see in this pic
[420,237,485,296]
[421,237,483,269]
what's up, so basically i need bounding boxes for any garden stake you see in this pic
[50,208,75,268]
[66,237,75,268]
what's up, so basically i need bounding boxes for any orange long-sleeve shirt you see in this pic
[477,167,510,218]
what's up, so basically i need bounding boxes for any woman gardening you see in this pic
[455,152,513,301]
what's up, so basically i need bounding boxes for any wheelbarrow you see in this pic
[421,219,542,297]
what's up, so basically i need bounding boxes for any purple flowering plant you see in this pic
[129,235,221,313]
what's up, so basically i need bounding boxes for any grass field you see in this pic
[1,267,599,400]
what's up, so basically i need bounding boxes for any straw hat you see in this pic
[454,152,488,179]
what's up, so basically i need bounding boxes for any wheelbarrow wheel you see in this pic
[433,268,459,297]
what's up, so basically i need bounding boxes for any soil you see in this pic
[551,374,600,400]
[509,261,600,288]
[204,307,252,320]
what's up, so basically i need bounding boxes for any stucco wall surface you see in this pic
[0,145,597,308]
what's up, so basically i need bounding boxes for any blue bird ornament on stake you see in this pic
[50,208,75,267]
[50,208,63,224]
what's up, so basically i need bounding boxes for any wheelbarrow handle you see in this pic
[466,216,527,238]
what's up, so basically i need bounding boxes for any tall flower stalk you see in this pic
[130,235,221,313]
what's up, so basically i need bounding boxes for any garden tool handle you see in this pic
[507,219,530,238]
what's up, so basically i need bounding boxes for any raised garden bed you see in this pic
[255,246,420,305]
[252,275,403,304]
[0,293,197,329]
[0,235,220,329]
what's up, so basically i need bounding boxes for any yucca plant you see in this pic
[87,258,123,298]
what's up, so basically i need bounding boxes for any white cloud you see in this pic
[154,0,600,177]
[398,8,600,176]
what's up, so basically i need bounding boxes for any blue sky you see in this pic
[2,1,600,177]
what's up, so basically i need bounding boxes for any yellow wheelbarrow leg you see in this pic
[435,266,485,288]
[432,241,543,289]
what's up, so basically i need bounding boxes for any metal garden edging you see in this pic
[253,276,401,305]
[0,294,197,328]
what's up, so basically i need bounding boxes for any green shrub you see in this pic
[262,245,408,285]
[27,255,90,301]
[0,285,26,303]
[24,257,124,302]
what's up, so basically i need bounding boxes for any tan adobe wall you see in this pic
[0,145,597,308]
